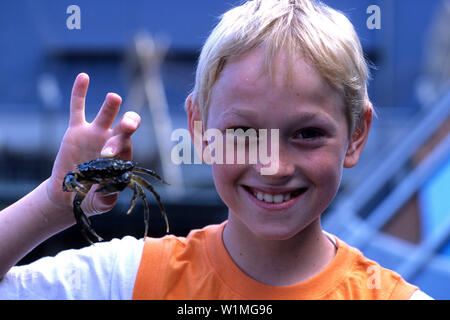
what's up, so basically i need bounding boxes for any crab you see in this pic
[62,157,169,244]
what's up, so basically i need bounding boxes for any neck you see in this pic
[222,215,336,286]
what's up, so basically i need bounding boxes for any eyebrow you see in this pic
[291,111,333,123]
[220,109,257,119]
[219,108,339,130]
[223,109,335,123]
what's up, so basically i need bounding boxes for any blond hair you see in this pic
[190,0,373,134]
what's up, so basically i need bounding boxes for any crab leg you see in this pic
[62,171,91,194]
[135,183,150,239]
[72,181,91,194]
[132,175,170,234]
[73,193,104,244]
[133,167,170,185]
[126,181,139,215]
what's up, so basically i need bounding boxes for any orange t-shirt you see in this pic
[132,222,417,299]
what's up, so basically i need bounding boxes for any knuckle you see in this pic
[81,192,103,216]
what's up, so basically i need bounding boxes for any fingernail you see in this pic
[101,147,115,157]
[106,92,122,103]
[78,72,89,81]
[124,113,139,127]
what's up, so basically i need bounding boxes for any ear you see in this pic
[344,107,373,168]
[186,94,206,161]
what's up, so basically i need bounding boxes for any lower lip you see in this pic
[242,186,306,211]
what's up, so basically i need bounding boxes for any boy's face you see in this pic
[189,47,370,240]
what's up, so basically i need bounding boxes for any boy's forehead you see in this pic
[214,47,341,107]
[223,49,268,84]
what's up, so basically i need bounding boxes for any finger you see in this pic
[69,73,89,126]
[112,111,141,138]
[100,134,133,160]
[100,112,140,159]
[81,186,118,216]
[92,92,122,129]
[94,192,119,213]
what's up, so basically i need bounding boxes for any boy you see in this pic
[0,0,431,299]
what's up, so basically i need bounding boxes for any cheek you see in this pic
[211,163,246,206]
[212,164,230,189]
[304,150,344,200]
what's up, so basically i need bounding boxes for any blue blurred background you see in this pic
[0,0,449,299]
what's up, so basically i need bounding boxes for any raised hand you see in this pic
[46,73,141,217]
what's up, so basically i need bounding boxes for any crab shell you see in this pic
[76,158,135,179]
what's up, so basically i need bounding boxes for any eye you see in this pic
[295,128,325,140]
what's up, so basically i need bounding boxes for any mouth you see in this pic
[242,185,307,208]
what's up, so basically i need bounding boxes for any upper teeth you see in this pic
[255,191,292,203]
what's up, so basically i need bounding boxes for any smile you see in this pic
[243,185,307,206]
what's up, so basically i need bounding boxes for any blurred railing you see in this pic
[342,133,449,250]
[323,90,450,234]
[323,89,450,298]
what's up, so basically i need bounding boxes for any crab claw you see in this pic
[63,171,89,193]
[73,193,104,244]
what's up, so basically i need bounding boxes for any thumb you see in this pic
[81,186,118,216]
[100,134,133,161]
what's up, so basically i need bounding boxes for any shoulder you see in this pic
[141,223,223,265]
[0,236,144,299]
[327,234,422,300]
[143,223,223,253]
[133,223,224,299]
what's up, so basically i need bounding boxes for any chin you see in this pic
[249,221,304,241]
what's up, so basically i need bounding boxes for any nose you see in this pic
[254,143,296,179]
